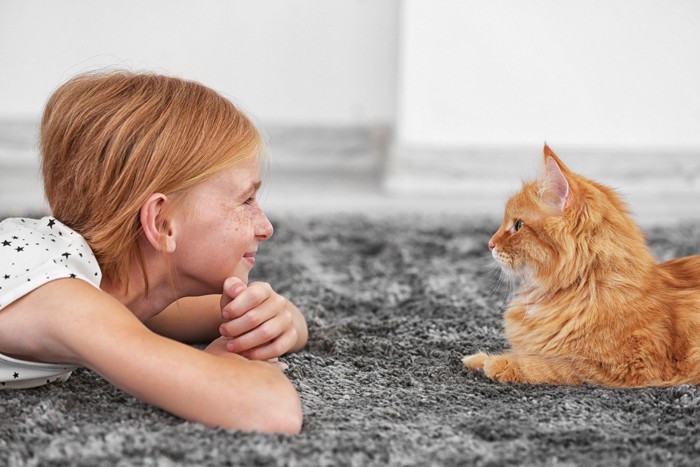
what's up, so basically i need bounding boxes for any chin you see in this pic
[233,266,251,284]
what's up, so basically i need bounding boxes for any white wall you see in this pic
[0,0,398,126]
[397,0,700,151]
[2,1,698,220]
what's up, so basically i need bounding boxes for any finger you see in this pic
[219,302,279,338]
[220,277,247,319]
[240,328,299,362]
[273,361,289,372]
[223,277,247,298]
[223,282,279,320]
[225,312,292,352]
[266,359,289,372]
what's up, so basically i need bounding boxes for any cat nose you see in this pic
[488,241,495,251]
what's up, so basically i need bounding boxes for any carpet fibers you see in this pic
[2,215,700,466]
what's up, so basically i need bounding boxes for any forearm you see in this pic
[102,336,302,433]
[146,295,222,343]
[84,313,303,433]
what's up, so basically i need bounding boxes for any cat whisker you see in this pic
[486,267,516,312]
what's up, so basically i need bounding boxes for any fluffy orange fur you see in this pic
[463,145,700,387]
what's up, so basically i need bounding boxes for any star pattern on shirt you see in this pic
[0,216,102,315]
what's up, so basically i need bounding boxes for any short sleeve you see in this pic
[0,217,102,310]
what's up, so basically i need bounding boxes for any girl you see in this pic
[0,71,308,434]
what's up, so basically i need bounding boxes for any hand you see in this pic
[203,336,289,371]
[218,277,299,361]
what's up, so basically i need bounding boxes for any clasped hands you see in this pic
[218,277,298,365]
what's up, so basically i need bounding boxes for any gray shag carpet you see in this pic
[2,214,700,466]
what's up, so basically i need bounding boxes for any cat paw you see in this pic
[462,352,488,371]
[483,355,523,383]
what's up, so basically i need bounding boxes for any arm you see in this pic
[145,294,222,343]
[146,288,308,354]
[0,279,302,433]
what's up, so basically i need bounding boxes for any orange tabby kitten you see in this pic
[463,145,700,388]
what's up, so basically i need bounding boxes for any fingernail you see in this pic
[226,341,236,352]
[219,325,229,337]
[222,311,231,320]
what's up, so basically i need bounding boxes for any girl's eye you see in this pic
[513,219,524,232]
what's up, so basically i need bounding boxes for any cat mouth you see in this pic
[491,249,509,265]
[492,251,518,275]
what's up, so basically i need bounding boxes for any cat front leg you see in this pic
[482,354,526,383]
[465,352,584,385]
[462,352,489,371]
[463,352,525,383]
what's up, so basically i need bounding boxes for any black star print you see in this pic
[12,236,18,240]
[1,240,10,247]
[13,372,19,379]
[62,252,71,259]
[69,274,77,279]
[48,219,56,228]
[15,246,24,252]
[4,275,10,279]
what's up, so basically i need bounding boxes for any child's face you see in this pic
[169,157,273,295]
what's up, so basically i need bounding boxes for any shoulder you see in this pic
[0,216,101,310]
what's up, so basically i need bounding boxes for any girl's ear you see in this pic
[538,144,573,213]
[140,193,177,253]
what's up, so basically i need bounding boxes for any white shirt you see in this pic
[0,216,102,388]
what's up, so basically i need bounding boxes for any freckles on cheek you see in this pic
[226,210,253,240]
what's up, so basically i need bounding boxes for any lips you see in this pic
[243,251,257,266]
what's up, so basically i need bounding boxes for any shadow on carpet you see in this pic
[1,214,700,466]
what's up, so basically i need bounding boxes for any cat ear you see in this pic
[539,144,572,213]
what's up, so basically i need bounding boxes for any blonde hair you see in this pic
[41,70,262,291]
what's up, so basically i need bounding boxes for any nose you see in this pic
[488,240,495,251]
[256,208,274,241]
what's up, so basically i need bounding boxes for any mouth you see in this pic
[243,251,257,266]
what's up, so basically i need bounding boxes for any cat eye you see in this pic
[513,219,524,232]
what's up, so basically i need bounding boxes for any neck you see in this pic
[523,245,656,312]
[100,250,180,322]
